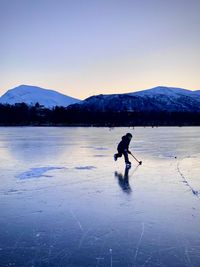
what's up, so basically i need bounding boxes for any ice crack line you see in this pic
[70,210,83,232]
[110,248,113,267]
[184,246,194,267]
[133,222,145,267]
[96,257,104,267]
[177,161,200,200]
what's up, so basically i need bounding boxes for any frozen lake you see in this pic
[0,127,200,267]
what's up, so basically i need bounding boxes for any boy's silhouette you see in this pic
[114,133,132,166]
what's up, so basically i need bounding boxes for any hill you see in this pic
[0,85,80,108]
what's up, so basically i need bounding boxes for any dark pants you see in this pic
[115,149,130,163]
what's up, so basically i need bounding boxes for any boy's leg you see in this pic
[114,151,122,161]
[123,150,131,164]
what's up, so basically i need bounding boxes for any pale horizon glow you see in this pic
[0,0,200,100]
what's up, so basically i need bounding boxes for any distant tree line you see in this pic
[0,103,199,126]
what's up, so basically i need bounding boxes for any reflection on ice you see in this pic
[115,165,140,194]
[115,168,132,194]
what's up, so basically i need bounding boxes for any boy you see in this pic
[114,133,132,166]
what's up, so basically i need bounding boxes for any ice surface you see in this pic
[0,127,200,267]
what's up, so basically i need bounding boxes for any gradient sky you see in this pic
[0,0,200,99]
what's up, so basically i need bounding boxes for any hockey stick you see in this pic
[130,152,142,165]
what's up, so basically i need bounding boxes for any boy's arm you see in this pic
[127,144,131,154]
[127,140,131,154]
[124,149,131,154]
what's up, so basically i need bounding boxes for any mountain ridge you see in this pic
[0,85,200,112]
[68,86,200,113]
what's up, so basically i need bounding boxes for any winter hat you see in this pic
[126,133,132,138]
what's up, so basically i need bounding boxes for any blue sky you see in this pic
[0,0,200,99]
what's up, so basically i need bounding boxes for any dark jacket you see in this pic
[117,135,131,153]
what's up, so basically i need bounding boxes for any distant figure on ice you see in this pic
[114,133,132,167]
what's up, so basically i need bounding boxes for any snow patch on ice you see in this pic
[94,147,108,150]
[94,154,108,157]
[80,146,108,150]
[75,166,96,170]
[16,167,66,180]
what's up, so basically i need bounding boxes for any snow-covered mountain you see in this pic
[128,86,199,98]
[0,85,80,108]
[68,86,200,112]
[1,85,199,112]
